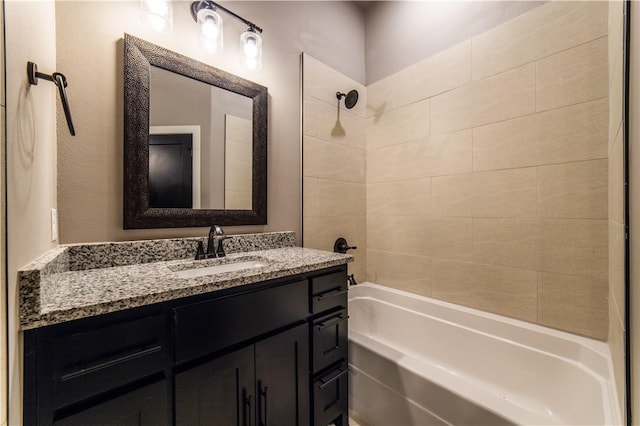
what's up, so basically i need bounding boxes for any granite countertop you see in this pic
[19,232,352,330]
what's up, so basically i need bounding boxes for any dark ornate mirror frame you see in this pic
[123,34,267,229]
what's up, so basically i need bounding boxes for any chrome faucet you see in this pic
[195,225,232,259]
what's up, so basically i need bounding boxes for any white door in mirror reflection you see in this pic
[149,126,201,209]
[225,115,252,210]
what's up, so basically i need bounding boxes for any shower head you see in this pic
[336,89,359,109]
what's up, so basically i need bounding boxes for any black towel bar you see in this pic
[27,61,76,136]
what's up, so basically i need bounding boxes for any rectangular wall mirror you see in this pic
[123,34,267,229]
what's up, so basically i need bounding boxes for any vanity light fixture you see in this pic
[193,2,224,54]
[139,0,173,32]
[240,28,262,70]
[191,1,264,70]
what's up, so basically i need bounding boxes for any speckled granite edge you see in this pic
[21,246,352,329]
[65,231,296,270]
[18,247,69,325]
[18,232,350,329]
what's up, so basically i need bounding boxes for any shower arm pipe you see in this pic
[191,0,263,33]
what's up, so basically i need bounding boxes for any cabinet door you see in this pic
[53,379,169,426]
[175,345,255,426]
[255,324,310,426]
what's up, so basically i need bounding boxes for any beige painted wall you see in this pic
[0,2,6,423]
[608,0,626,420]
[5,2,58,424]
[56,1,365,245]
[629,1,639,422]
[302,53,367,283]
[366,1,609,340]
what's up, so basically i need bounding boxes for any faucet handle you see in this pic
[195,240,206,260]
[215,236,232,257]
[333,237,357,254]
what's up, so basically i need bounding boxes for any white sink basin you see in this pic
[173,260,269,279]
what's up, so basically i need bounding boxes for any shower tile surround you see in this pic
[18,232,352,329]
[361,1,609,340]
[297,2,616,345]
[303,54,367,283]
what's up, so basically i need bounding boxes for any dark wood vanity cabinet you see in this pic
[23,306,172,426]
[23,265,348,426]
[175,324,309,426]
[309,271,349,426]
[53,380,169,426]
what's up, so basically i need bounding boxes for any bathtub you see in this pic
[348,283,621,426]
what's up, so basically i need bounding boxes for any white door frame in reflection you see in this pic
[150,125,202,209]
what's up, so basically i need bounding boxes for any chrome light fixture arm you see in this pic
[190,1,262,34]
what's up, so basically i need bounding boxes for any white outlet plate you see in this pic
[51,208,58,242]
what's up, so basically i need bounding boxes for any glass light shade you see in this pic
[241,30,262,71]
[198,8,223,54]
[140,0,173,32]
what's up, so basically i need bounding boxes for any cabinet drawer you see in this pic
[312,308,348,374]
[313,362,349,426]
[54,379,169,426]
[310,271,347,314]
[174,280,307,364]
[51,313,168,409]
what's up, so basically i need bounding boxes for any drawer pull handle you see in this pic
[315,287,347,301]
[318,367,349,390]
[322,345,340,356]
[61,345,162,381]
[316,314,348,331]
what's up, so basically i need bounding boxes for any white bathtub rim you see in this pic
[351,282,608,356]
[352,294,610,389]
[349,282,622,426]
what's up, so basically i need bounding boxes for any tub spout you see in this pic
[348,273,357,286]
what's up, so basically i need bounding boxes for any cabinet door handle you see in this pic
[243,390,252,426]
[258,382,268,426]
[318,367,349,390]
[316,314,348,331]
[315,287,347,301]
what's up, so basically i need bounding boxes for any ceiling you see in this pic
[354,1,376,12]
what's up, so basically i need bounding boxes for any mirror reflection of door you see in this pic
[150,126,202,209]
[149,65,253,211]
[224,115,253,210]
[149,134,193,208]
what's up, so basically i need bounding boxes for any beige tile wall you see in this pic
[303,54,367,282]
[607,0,626,419]
[366,1,609,340]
